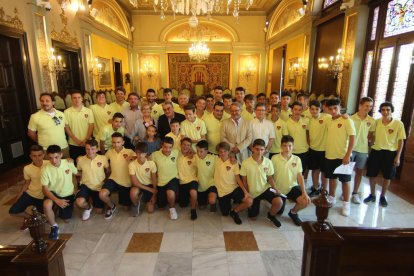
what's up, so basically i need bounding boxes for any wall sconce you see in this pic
[290,58,307,77]
[318,48,349,80]
[142,62,156,79]
[89,57,102,77]
[58,0,85,12]
[242,62,256,82]
[43,48,65,75]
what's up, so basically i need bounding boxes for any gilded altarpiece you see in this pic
[168,53,230,94]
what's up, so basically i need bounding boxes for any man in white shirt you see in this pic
[250,103,275,156]
[122,92,143,149]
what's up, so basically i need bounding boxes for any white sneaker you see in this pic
[351,193,361,204]
[82,206,92,221]
[329,196,337,205]
[339,195,344,201]
[341,202,351,217]
[169,207,178,220]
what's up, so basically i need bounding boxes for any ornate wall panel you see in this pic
[34,13,52,93]
[237,54,260,94]
[139,54,161,95]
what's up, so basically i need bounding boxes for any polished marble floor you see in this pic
[1,177,414,276]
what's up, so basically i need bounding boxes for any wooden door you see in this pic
[271,45,286,94]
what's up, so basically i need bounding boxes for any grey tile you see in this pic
[192,249,229,276]
[93,233,133,253]
[261,250,301,276]
[116,253,158,276]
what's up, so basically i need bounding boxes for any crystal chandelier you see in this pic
[188,41,210,62]
[152,0,254,27]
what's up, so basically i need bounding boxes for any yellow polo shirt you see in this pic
[28,109,68,150]
[270,119,288,154]
[280,108,292,121]
[195,154,216,192]
[64,106,94,146]
[214,158,240,197]
[240,157,274,198]
[286,117,309,154]
[151,149,179,186]
[325,117,356,160]
[351,113,376,153]
[41,160,77,197]
[24,161,49,199]
[177,154,197,184]
[271,154,302,195]
[372,118,406,151]
[90,104,113,137]
[105,148,136,187]
[109,101,130,113]
[180,117,207,144]
[203,113,224,154]
[128,160,157,185]
[151,103,163,119]
[77,155,109,191]
[173,103,185,115]
[165,132,182,151]
[99,124,125,150]
[223,111,231,120]
[308,113,331,151]
[302,108,312,119]
[241,109,256,122]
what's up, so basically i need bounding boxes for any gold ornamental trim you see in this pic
[50,9,79,48]
[0,7,24,31]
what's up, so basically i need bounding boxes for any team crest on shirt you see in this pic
[319,119,324,124]
[145,168,150,172]
[302,125,306,129]
[337,124,342,128]
[154,110,157,114]
[277,126,281,130]
[97,162,102,167]
[206,161,211,166]
[226,166,231,171]
[196,126,200,131]
[388,129,394,134]
[171,157,176,162]
[107,111,111,115]
[187,160,192,165]
[263,167,268,172]
[65,169,70,174]
[367,122,371,127]
[123,154,128,159]
[84,114,89,118]
[292,162,297,167]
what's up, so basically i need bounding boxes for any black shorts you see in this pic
[218,187,244,216]
[248,188,281,218]
[296,152,309,173]
[9,192,43,214]
[308,149,325,171]
[178,181,198,207]
[69,145,86,165]
[141,184,155,203]
[279,186,302,215]
[46,193,74,220]
[366,149,397,180]
[198,186,218,206]
[156,178,179,208]
[324,158,351,182]
[102,179,131,207]
[76,184,105,209]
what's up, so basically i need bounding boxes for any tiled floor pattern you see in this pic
[1,178,414,276]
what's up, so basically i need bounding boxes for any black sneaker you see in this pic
[267,212,281,228]
[104,204,116,220]
[363,194,376,204]
[191,209,198,220]
[49,225,59,240]
[288,211,302,226]
[379,196,388,207]
[308,187,320,198]
[276,203,285,215]
[209,203,217,212]
[230,210,242,225]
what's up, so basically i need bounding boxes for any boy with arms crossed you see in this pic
[180,104,207,150]
[75,139,109,221]
[41,145,78,240]
[240,139,283,227]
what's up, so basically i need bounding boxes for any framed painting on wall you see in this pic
[98,57,112,86]
[287,57,298,87]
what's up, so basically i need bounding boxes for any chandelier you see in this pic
[43,48,65,75]
[152,0,254,27]
[188,41,210,62]
[318,48,348,80]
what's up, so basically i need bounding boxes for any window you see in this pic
[371,7,380,40]
[323,0,340,9]
[384,0,414,37]
[373,47,394,118]
[360,51,374,98]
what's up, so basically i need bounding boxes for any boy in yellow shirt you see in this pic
[271,135,310,226]
[75,139,109,221]
[365,102,406,207]
[151,137,180,220]
[99,133,136,219]
[240,139,283,228]
[129,142,158,215]
[180,104,207,149]
[41,145,78,240]
[165,118,183,151]
[99,112,125,153]
[195,140,218,212]
[214,142,252,225]
[177,137,198,220]
[9,145,47,230]
[269,104,288,159]
[350,97,375,204]
[280,92,292,121]
[324,98,355,217]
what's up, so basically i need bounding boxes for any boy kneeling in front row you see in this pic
[42,145,78,240]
